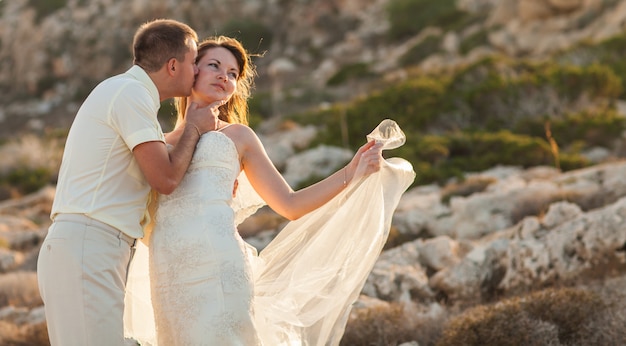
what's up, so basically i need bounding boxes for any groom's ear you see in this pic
[167,59,177,75]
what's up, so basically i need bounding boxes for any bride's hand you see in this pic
[345,141,383,182]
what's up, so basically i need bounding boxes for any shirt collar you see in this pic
[126,65,160,110]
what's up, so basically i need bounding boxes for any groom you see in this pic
[37,19,218,346]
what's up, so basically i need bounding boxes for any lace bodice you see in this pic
[148,130,260,345]
[155,131,240,223]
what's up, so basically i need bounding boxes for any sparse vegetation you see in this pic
[399,34,443,67]
[219,19,273,55]
[6,3,626,346]
[556,32,626,98]
[289,56,624,186]
[0,272,42,308]
[437,287,619,346]
[440,176,496,204]
[327,63,375,86]
[0,320,49,346]
[157,98,178,132]
[28,0,67,23]
[387,0,470,40]
[460,28,489,55]
[2,167,52,196]
[341,302,446,346]
[0,134,63,200]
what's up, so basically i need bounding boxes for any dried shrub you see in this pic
[327,63,374,86]
[0,272,42,308]
[27,0,66,23]
[22,322,50,346]
[399,35,442,67]
[386,0,470,40]
[460,29,489,55]
[0,320,49,346]
[440,176,496,204]
[437,287,607,346]
[510,188,616,225]
[0,134,63,199]
[511,191,573,224]
[341,302,444,346]
[383,224,420,250]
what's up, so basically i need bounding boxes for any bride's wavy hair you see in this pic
[175,36,257,126]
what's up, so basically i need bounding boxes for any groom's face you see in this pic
[174,39,199,97]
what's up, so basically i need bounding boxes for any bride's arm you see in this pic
[234,124,382,220]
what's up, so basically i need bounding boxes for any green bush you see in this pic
[248,91,273,129]
[295,57,622,146]
[327,63,374,86]
[556,33,626,98]
[28,0,67,23]
[460,29,489,55]
[544,63,622,100]
[387,0,470,40]
[3,167,52,195]
[445,58,622,131]
[444,131,556,171]
[441,176,496,204]
[291,74,447,148]
[157,98,178,132]
[219,19,273,55]
[514,111,626,150]
[288,56,615,186]
[399,34,442,67]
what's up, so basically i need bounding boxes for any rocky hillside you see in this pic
[3,132,626,344]
[1,0,626,138]
[3,0,626,344]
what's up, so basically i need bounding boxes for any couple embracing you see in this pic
[37,18,415,346]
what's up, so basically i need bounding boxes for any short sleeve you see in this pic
[110,83,165,150]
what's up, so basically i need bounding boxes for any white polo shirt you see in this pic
[51,65,165,239]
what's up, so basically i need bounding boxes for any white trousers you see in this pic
[37,214,136,346]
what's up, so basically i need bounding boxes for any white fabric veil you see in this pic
[251,119,415,345]
[124,119,415,345]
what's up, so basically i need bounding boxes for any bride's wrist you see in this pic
[186,123,202,137]
[343,165,354,187]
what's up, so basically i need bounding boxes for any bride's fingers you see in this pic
[355,141,377,156]
[355,143,383,174]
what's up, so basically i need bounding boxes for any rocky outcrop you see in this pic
[3,139,626,343]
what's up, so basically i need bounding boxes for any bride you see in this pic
[124,35,415,345]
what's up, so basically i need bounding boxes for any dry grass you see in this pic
[341,302,447,346]
[510,187,619,225]
[0,134,64,199]
[338,279,626,346]
[0,135,63,176]
[0,320,49,346]
[0,271,42,308]
[440,176,497,204]
[436,286,626,346]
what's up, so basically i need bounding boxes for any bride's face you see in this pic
[191,47,239,106]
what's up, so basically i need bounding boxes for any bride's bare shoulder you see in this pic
[222,123,259,142]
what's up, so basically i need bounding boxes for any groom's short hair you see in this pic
[133,19,198,73]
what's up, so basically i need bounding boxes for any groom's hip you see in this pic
[37,214,134,345]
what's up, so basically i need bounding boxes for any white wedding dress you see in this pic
[124,119,416,345]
